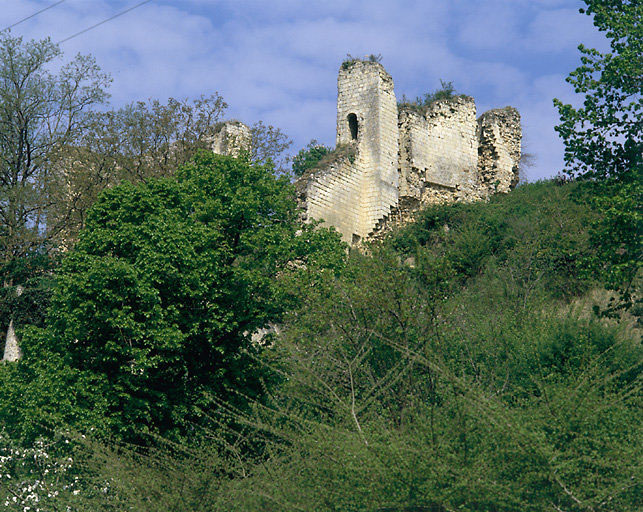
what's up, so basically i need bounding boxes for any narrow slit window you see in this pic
[348,113,358,140]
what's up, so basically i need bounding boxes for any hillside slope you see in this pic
[75,180,641,512]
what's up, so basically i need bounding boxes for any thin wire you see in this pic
[2,0,66,32]
[58,0,152,44]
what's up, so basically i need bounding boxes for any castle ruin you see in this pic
[296,60,522,243]
[210,120,252,157]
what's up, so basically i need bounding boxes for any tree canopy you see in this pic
[0,33,110,267]
[554,0,642,180]
[554,0,642,314]
[10,152,345,441]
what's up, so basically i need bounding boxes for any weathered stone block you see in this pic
[477,107,522,199]
[210,120,252,157]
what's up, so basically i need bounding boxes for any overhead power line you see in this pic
[2,0,66,32]
[58,0,152,44]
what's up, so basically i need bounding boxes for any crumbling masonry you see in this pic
[296,61,522,243]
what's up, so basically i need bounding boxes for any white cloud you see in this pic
[0,0,605,179]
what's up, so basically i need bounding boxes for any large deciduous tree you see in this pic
[16,152,345,441]
[49,98,293,247]
[553,0,642,312]
[48,94,228,246]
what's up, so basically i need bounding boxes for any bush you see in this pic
[291,139,332,177]
[398,80,462,113]
[341,53,383,70]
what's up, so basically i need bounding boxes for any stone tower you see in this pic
[336,61,399,242]
[297,60,521,244]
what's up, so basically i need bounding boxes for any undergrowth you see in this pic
[67,180,641,511]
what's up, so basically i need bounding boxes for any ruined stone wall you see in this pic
[297,150,362,244]
[211,120,252,157]
[299,61,522,245]
[336,61,399,241]
[477,107,521,199]
[398,96,479,202]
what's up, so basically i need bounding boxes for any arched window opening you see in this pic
[348,113,358,140]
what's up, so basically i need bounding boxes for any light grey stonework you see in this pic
[477,107,522,199]
[211,120,252,157]
[3,320,21,362]
[297,61,522,244]
[304,61,399,243]
[399,97,478,195]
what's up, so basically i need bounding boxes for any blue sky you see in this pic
[2,0,608,180]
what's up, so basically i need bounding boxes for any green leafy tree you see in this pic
[553,0,642,180]
[291,139,332,177]
[0,33,109,358]
[0,33,110,267]
[249,120,292,169]
[553,0,642,313]
[12,152,344,441]
[49,100,293,246]
[0,252,56,341]
[48,94,228,246]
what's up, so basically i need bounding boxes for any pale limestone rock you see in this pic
[477,107,522,199]
[3,320,21,362]
[211,120,252,157]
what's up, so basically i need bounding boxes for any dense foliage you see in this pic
[64,181,641,512]
[0,153,344,442]
[554,0,641,314]
[553,0,642,180]
[0,34,294,358]
[291,139,332,177]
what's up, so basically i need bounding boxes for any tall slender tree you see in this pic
[0,33,110,270]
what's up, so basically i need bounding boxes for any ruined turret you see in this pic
[210,120,252,157]
[301,60,399,244]
[477,107,522,199]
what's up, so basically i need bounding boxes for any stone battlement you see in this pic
[297,60,522,244]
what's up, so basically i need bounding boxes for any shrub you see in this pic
[341,53,383,70]
[291,139,332,177]
[398,80,464,113]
